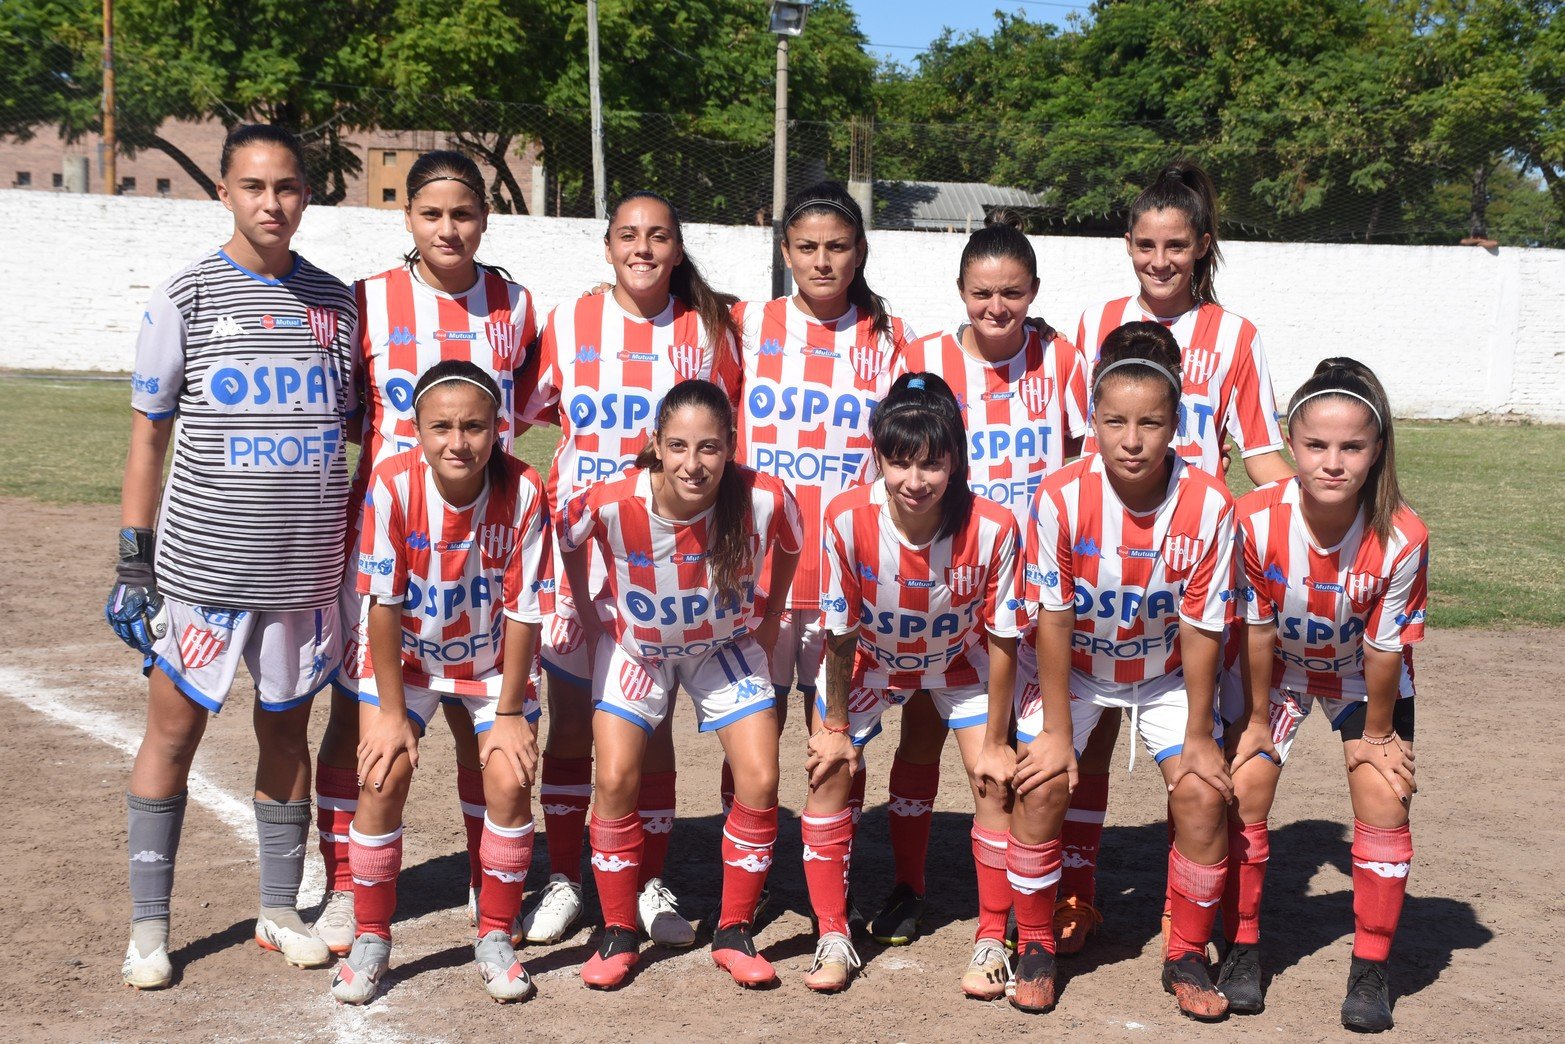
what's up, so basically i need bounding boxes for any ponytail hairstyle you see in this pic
[959,207,1038,285]
[1091,321,1183,413]
[219,123,306,183]
[401,150,513,280]
[869,372,973,541]
[607,190,738,358]
[411,359,508,487]
[1127,159,1223,306]
[632,379,749,599]
[1286,357,1404,543]
[782,180,891,339]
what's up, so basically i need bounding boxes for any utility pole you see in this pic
[588,0,606,220]
[770,34,789,297]
[102,0,116,195]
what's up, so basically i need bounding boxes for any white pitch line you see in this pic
[0,663,431,1043]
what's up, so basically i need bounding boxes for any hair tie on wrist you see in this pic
[493,708,528,717]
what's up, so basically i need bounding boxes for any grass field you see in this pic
[4,370,1559,629]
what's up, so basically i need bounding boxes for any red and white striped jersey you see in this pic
[519,293,742,514]
[358,449,552,695]
[354,265,537,468]
[1076,299,1282,474]
[895,323,1089,527]
[733,297,914,609]
[1237,478,1428,699]
[822,482,1026,691]
[1025,454,1237,684]
[559,465,802,663]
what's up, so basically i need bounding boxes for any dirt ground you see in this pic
[0,496,1559,1043]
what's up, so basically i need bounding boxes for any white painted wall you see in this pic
[7,190,1562,420]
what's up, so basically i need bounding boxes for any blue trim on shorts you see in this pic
[1329,700,1367,731]
[332,678,360,700]
[813,693,881,749]
[1016,728,1038,744]
[356,691,429,731]
[700,698,776,734]
[1153,742,1183,764]
[149,654,224,712]
[946,710,989,730]
[471,708,543,733]
[594,700,654,734]
[257,668,334,713]
[540,657,591,688]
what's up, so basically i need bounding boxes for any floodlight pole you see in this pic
[588,0,606,220]
[102,0,116,195]
[770,34,789,298]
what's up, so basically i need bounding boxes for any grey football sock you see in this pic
[255,798,312,921]
[128,791,187,932]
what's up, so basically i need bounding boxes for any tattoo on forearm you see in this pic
[826,633,855,721]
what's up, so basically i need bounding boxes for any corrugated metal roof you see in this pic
[874,180,1050,231]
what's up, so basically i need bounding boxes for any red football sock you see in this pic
[477,817,534,937]
[888,757,940,894]
[847,766,867,826]
[589,811,643,932]
[315,760,357,892]
[1167,845,1226,960]
[456,764,486,892]
[719,801,778,928]
[971,823,1011,943]
[1007,835,1064,950]
[1222,819,1270,945]
[1351,820,1413,962]
[348,824,403,941]
[539,755,592,884]
[1059,772,1108,906]
[719,760,735,815]
[801,808,855,937]
[637,771,677,887]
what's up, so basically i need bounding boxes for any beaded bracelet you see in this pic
[817,720,850,735]
[1359,732,1398,746]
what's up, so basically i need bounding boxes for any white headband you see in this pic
[413,374,499,407]
[1287,388,1383,429]
[1092,357,1181,395]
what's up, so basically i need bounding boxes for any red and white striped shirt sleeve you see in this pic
[984,516,1027,638]
[503,470,553,624]
[821,503,858,637]
[358,467,408,602]
[1179,498,1237,633]
[1024,483,1074,613]
[1365,531,1429,652]
[518,309,562,428]
[1225,327,1284,457]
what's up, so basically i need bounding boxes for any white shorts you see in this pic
[540,595,595,687]
[812,681,990,748]
[147,597,339,714]
[594,637,774,734]
[1263,688,1414,764]
[1015,668,1221,768]
[358,674,541,734]
[1014,629,1041,709]
[334,579,371,697]
[1217,661,1246,726]
[770,608,827,696]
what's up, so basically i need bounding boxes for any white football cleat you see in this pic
[520,874,583,944]
[256,911,332,968]
[637,878,696,948]
[122,939,172,990]
[330,934,391,1005]
[312,890,355,956]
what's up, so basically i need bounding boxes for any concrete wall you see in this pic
[7,190,1562,420]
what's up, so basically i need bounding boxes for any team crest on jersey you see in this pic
[179,625,226,670]
[850,345,883,385]
[619,660,654,703]
[668,343,703,382]
[307,307,338,349]
[1162,534,1207,574]
[1020,376,1055,419]
[946,565,986,600]
[478,523,515,566]
[1345,571,1387,607]
[484,321,520,358]
[1182,347,1220,389]
[847,686,880,714]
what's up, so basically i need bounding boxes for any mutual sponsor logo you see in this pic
[357,553,394,577]
[980,390,1014,402]
[1345,571,1387,606]
[433,329,477,341]
[1073,537,1102,558]
[179,624,225,669]
[485,320,520,357]
[946,565,986,599]
[131,371,160,395]
[211,314,243,339]
[896,575,936,590]
[260,314,306,330]
[617,351,658,362]
[1162,534,1206,573]
[1019,376,1054,419]
[406,531,431,551]
[575,344,601,363]
[619,660,654,703]
[668,343,703,382]
[385,325,416,346]
[1117,545,1161,560]
[1183,346,1220,388]
[1306,579,1344,593]
[670,551,709,564]
[802,347,841,360]
[850,344,882,383]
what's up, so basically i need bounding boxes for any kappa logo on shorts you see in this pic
[1162,534,1207,574]
[485,320,521,357]
[1345,571,1388,607]
[619,660,654,703]
[946,565,986,600]
[1020,376,1055,419]
[850,344,883,385]
[668,343,704,382]
[179,624,226,670]
[1182,346,1221,389]
[307,307,338,349]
